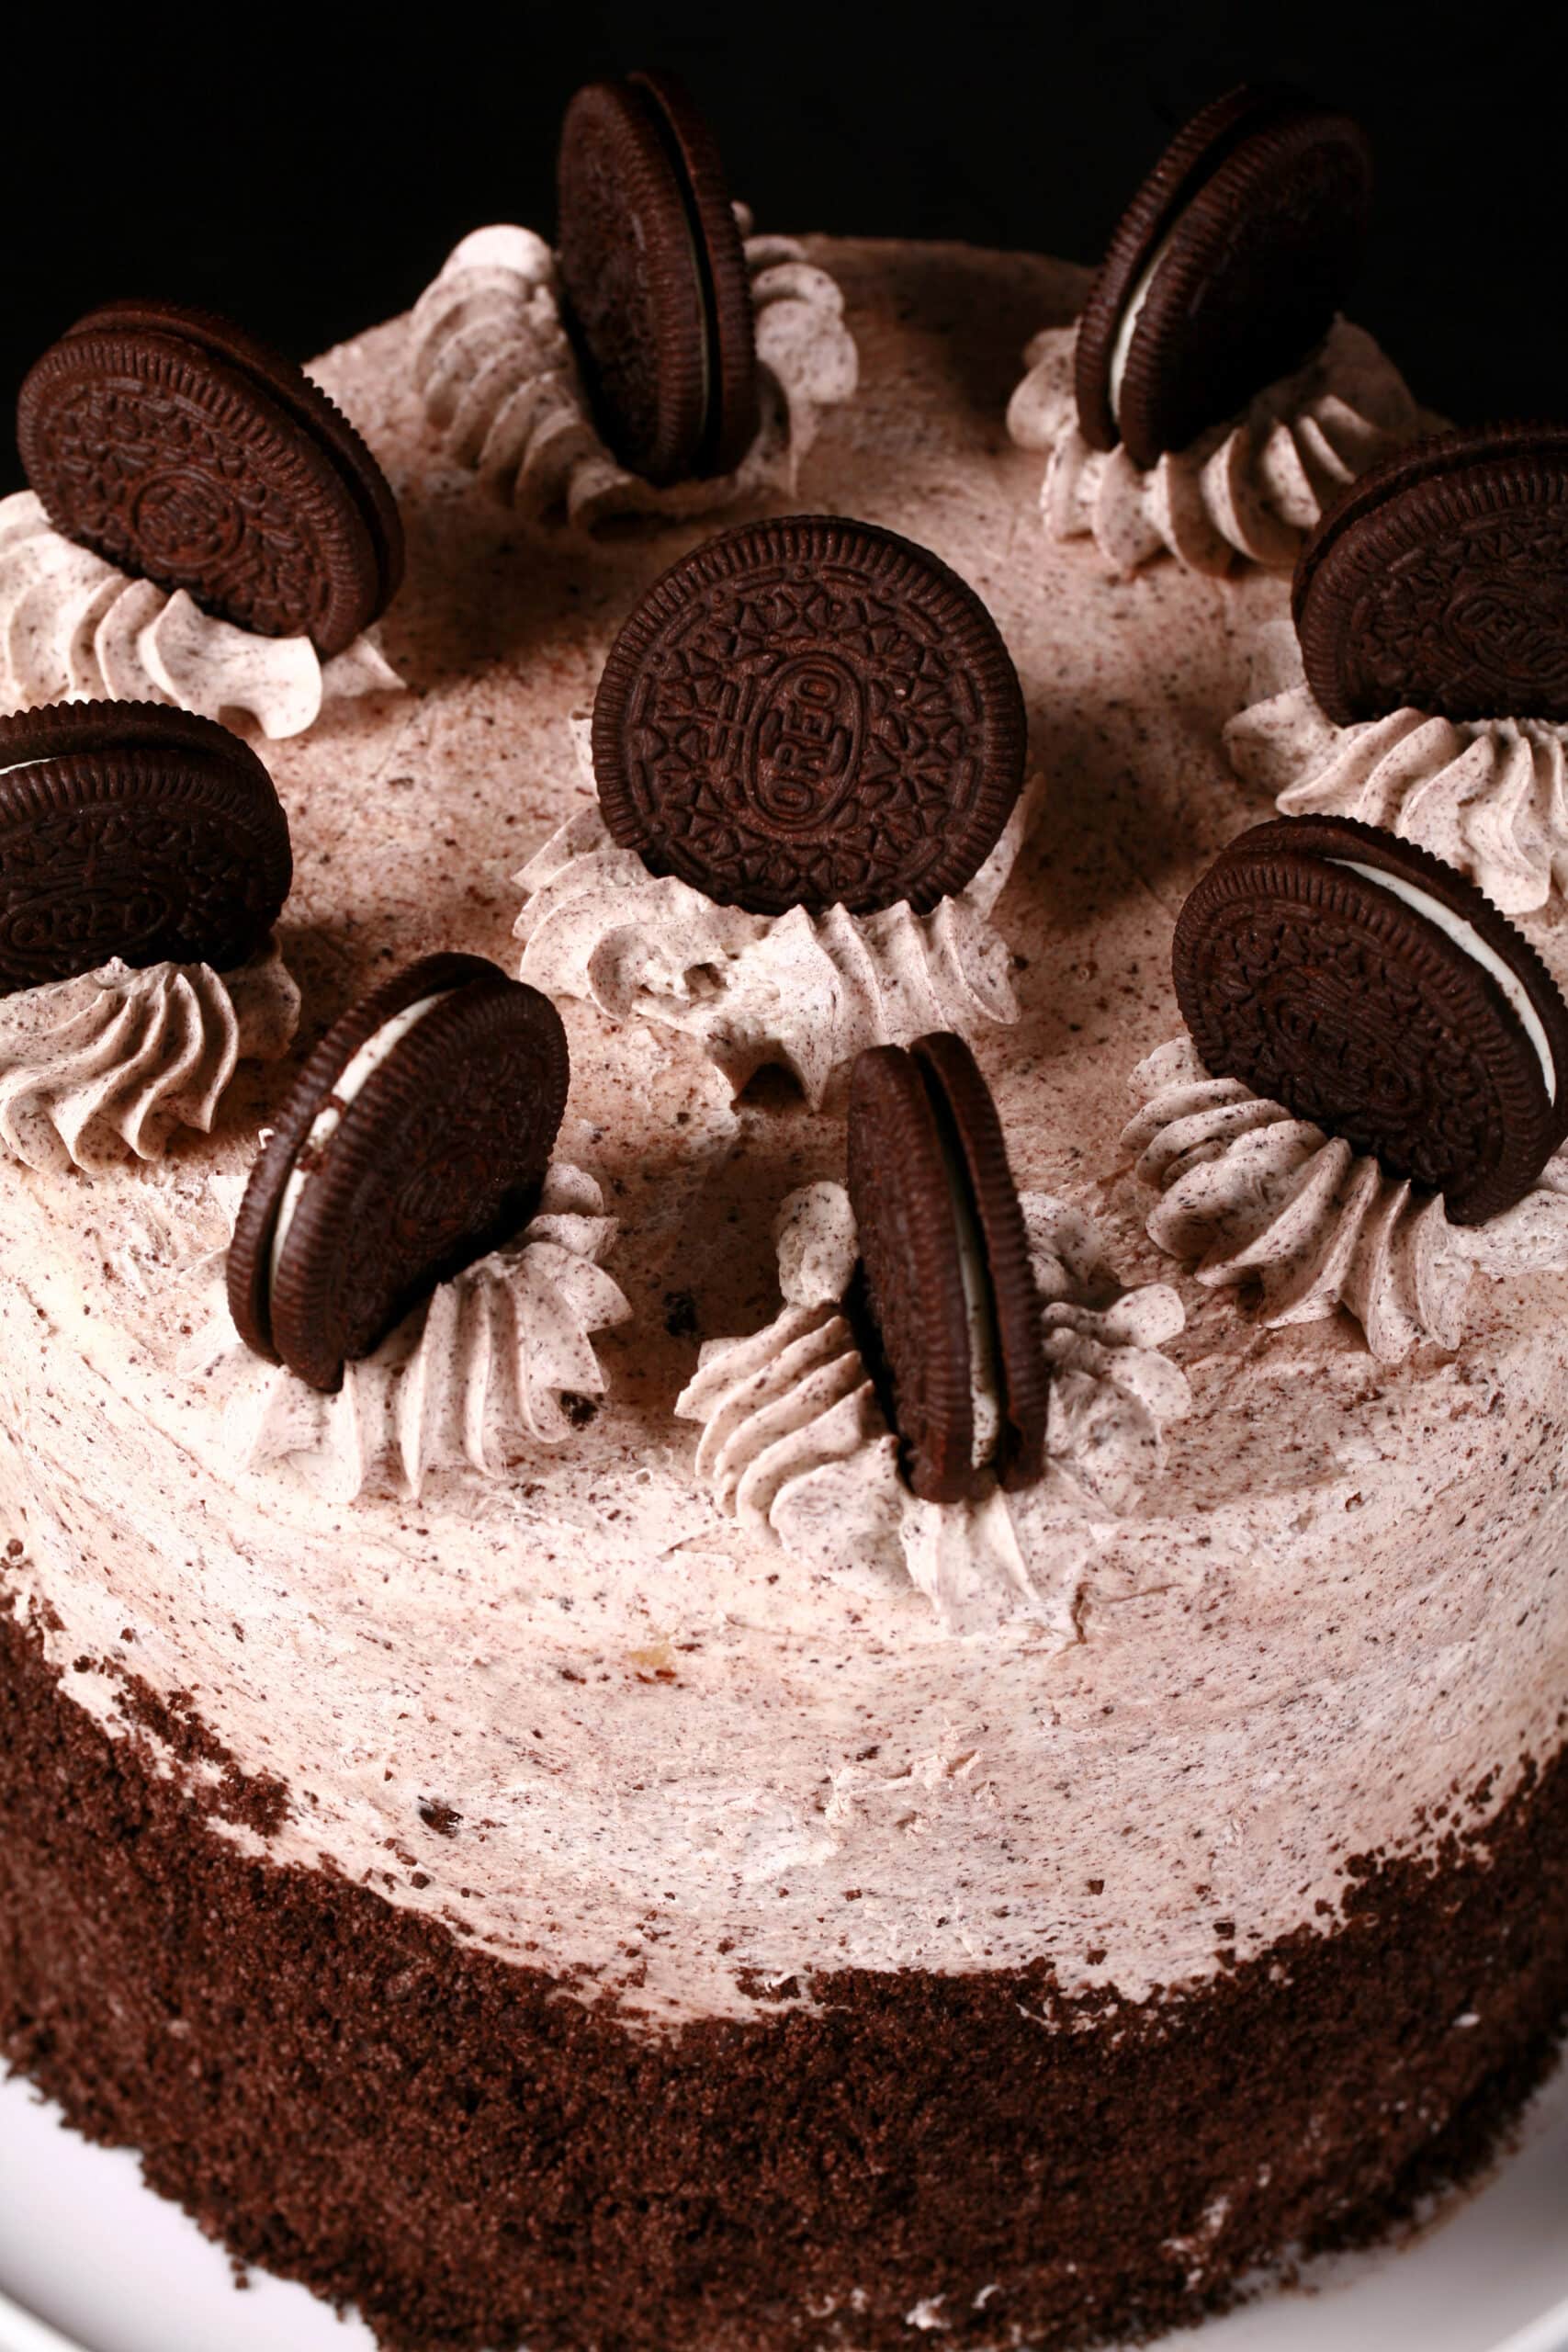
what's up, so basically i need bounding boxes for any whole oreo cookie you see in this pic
[227,954,569,1392]
[1293,423,1568,725]
[1173,813,1568,1225]
[1075,85,1373,468]
[557,71,758,486]
[593,514,1027,917]
[847,1032,1046,1504]
[0,701,291,996]
[17,299,404,655]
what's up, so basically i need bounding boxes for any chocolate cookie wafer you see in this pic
[593,514,1027,917]
[0,701,290,995]
[228,955,568,1391]
[1174,813,1568,1224]
[18,300,403,654]
[1075,85,1373,468]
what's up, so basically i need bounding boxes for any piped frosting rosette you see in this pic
[1123,1038,1568,1365]
[515,721,1039,1104]
[1006,320,1424,577]
[186,1162,630,1501]
[0,491,401,740]
[0,943,299,1175]
[674,1180,1190,1635]
[1226,675,1568,920]
[408,215,858,528]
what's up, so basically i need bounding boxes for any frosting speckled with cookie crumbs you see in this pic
[0,492,402,739]
[409,217,857,525]
[1008,320,1424,575]
[514,722,1039,1102]
[675,1181,1190,1634]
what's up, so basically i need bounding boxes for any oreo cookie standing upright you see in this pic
[1074,85,1374,468]
[847,1032,1047,1504]
[593,514,1027,917]
[557,71,758,486]
[1293,423,1568,725]
[1173,813,1568,1225]
[0,702,291,996]
[228,956,569,1392]
[17,300,404,655]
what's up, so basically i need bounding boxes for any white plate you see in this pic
[1,2058,1565,2352]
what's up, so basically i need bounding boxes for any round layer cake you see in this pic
[2,236,1566,2352]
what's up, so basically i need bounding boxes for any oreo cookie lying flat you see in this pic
[1173,814,1568,1224]
[847,1032,1046,1504]
[0,701,290,996]
[17,299,403,655]
[228,955,568,1391]
[557,71,758,486]
[1075,85,1374,468]
[593,514,1027,916]
[1294,424,1568,725]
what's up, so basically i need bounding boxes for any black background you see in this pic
[1,3,1562,484]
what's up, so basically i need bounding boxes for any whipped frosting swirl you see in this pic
[515,721,1037,1104]
[0,491,401,739]
[186,1163,630,1501]
[1226,680,1568,919]
[1123,1038,1568,1364]
[0,943,299,1175]
[1007,320,1424,576]
[408,216,858,526]
[675,1181,1190,1634]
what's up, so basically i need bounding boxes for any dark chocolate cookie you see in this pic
[17,299,403,656]
[557,72,757,486]
[0,701,291,995]
[1293,423,1568,725]
[1173,814,1568,1224]
[1074,85,1373,468]
[847,1033,1046,1504]
[227,955,569,1391]
[593,514,1027,917]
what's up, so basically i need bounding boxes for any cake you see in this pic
[3,165,1568,2352]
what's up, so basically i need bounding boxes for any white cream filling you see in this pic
[265,990,457,1308]
[928,1108,1003,1473]
[1330,858,1557,1103]
[1105,220,1181,435]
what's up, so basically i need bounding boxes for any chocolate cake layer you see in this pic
[4,1586,1564,2352]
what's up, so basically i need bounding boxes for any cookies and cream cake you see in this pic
[2,81,1566,2352]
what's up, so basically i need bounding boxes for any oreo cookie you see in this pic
[847,1032,1046,1504]
[557,71,758,486]
[17,299,403,655]
[228,956,569,1391]
[593,514,1027,917]
[1173,813,1568,1225]
[1075,85,1374,468]
[0,701,290,996]
[1294,424,1568,725]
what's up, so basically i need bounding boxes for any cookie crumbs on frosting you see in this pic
[408,215,857,527]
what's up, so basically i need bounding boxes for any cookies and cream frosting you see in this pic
[515,723,1037,1104]
[1007,319,1423,576]
[674,1181,1190,1634]
[0,943,299,1176]
[0,491,402,740]
[1226,676,1568,919]
[409,215,858,526]
[186,1162,629,1502]
[1124,1038,1568,1363]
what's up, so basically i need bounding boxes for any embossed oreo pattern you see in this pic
[593,517,1027,916]
[1294,432,1568,724]
[0,727,291,995]
[270,981,570,1392]
[1174,845,1557,1224]
[18,330,379,653]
